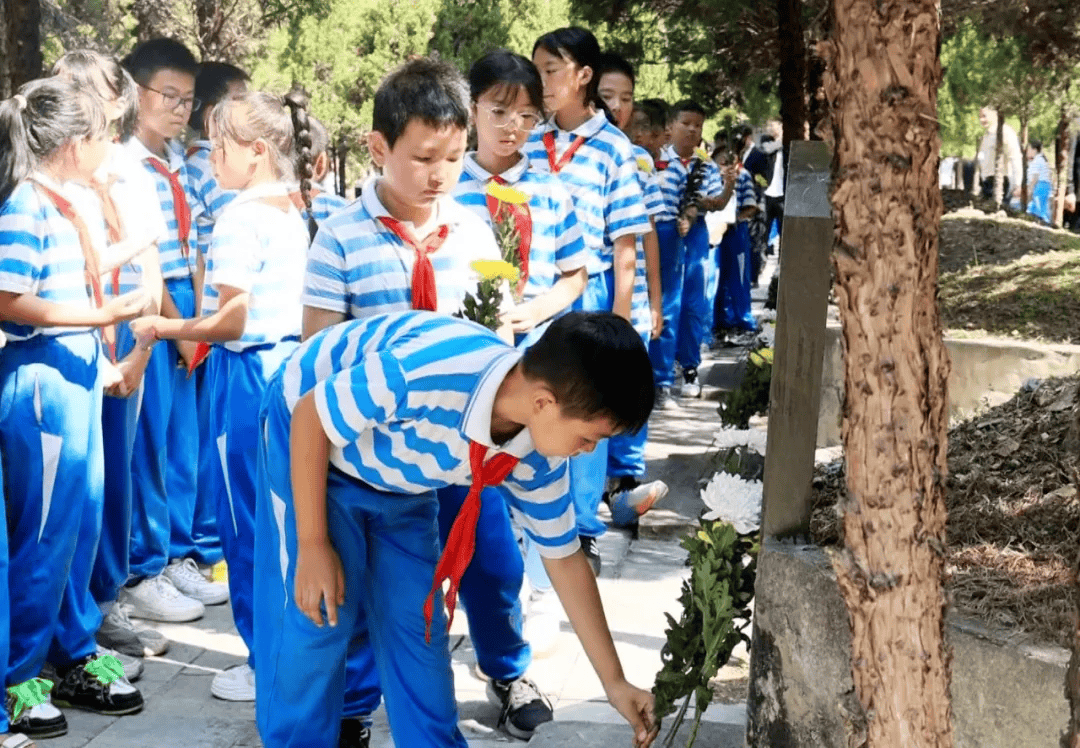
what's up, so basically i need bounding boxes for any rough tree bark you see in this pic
[1056,106,1069,228]
[822,0,954,744]
[1,0,43,98]
[777,0,808,157]
[994,109,1005,207]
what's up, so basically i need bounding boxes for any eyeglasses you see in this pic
[140,84,200,112]
[478,104,542,132]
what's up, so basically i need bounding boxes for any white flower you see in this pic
[713,426,768,455]
[757,309,777,322]
[701,471,762,534]
[757,324,776,348]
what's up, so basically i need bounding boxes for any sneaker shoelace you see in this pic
[171,558,209,586]
[152,575,187,600]
[505,677,548,711]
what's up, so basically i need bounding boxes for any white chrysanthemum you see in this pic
[757,324,776,348]
[713,426,768,455]
[701,471,762,534]
[757,309,777,322]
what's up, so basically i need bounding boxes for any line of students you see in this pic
[0,23,747,748]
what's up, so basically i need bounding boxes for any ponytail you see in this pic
[283,83,317,241]
[0,79,104,206]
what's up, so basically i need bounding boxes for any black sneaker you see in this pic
[486,676,553,740]
[580,536,602,577]
[339,717,371,747]
[51,655,144,716]
[6,681,67,739]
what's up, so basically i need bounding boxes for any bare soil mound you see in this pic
[810,377,1080,647]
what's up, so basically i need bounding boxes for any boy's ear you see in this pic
[367,131,389,168]
[532,383,558,415]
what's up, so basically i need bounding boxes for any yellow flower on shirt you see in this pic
[694,147,711,161]
[636,157,653,174]
[484,182,529,205]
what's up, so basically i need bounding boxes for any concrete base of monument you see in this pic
[747,540,1071,748]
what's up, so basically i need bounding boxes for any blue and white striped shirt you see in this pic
[124,137,200,280]
[453,153,587,302]
[523,111,650,275]
[185,140,236,263]
[654,144,726,222]
[289,185,350,226]
[629,145,662,337]
[0,174,93,339]
[281,312,579,558]
[303,177,502,319]
[735,167,757,221]
[204,183,308,351]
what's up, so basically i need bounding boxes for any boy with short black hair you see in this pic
[650,99,735,404]
[302,57,502,334]
[253,311,659,748]
[120,39,225,633]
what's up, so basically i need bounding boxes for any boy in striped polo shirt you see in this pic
[649,100,735,404]
[253,311,659,748]
[121,39,222,624]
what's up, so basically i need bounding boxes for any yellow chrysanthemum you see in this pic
[694,147,710,161]
[485,182,529,205]
[471,259,520,283]
[636,157,653,174]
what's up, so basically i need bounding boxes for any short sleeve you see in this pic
[604,147,651,243]
[312,350,407,447]
[303,223,350,313]
[498,455,580,559]
[0,197,44,295]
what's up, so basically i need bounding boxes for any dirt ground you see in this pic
[937,192,1080,343]
[811,377,1080,648]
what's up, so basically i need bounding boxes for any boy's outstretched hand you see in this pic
[606,679,659,747]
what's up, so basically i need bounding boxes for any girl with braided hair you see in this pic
[283,89,348,238]
[128,90,310,703]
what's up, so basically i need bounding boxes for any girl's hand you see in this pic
[129,315,161,351]
[105,289,152,324]
[294,539,346,628]
[650,302,663,340]
[500,304,543,334]
[101,360,128,397]
[676,217,691,237]
[605,680,659,748]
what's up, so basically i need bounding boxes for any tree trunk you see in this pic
[777,0,808,157]
[807,45,828,141]
[822,0,954,744]
[1020,116,1029,211]
[132,0,170,44]
[1064,540,1080,748]
[1056,105,1070,228]
[1,0,43,98]
[994,109,1005,207]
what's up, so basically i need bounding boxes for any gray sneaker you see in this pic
[100,602,169,656]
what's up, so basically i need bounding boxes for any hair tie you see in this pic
[12,94,27,111]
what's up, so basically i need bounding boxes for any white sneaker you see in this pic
[99,601,170,656]
[96,644,144,683]
[165,558,229,605]
[119,575,205,623]
[211,664,255,702]
[523,589,561,659]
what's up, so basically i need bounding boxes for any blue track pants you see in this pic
[254,373,466,748]
[2,333,103,681]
